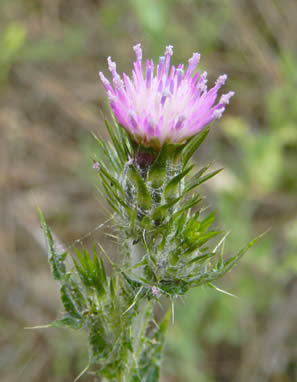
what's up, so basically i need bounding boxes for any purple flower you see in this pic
[99,44,234,148]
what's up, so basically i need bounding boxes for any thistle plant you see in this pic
[38,44,261,382]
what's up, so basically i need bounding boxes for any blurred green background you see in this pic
[1,0,297,381]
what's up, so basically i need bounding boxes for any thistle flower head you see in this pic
[99,44,234,148]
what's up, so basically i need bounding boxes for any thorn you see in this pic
[171,298,175,325]
[209,283,238,298]
[121,286,144,316]
[24,324,52,330]
[213,232,230,253]
[74,363,90,382]
[96,241,115,266]
[151,318,160,329]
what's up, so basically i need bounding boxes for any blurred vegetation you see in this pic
[1,0,296,381]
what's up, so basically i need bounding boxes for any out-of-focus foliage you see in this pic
[1,0,296,381]
[0,23,27,83]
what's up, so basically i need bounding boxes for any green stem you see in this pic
[124,239,153,381]
[125,300,152,382]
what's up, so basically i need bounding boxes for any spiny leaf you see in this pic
[200,211,216,233]
[93,244,107,287]
[99,164,124,195]
[92,133,121,172]
[113,121,131,158]
[49,317,84,329]
[148,144,168,188]
[74,248,92,274]
[151,195,183,224]
[67,258,83,281]
[174,212,188,238]
[185,168,223,193]
[190,231,266,287]
[102,177,133,215]
[120,271,143,291]
[189,272,220,286]
[127,165,152,211]
[60,284,82,319]
[183,231,221,254]
[109,276,116,300]
[184,163,211,191]
[121,286,144,316]
[164,165,193,201]
[183,127,209,167]
[88,315,108,361]
[38,208,67,281]
[222,231,267,273]
[189,164,211,182]
[101,179,122,216]
[188,252,215,264]
[69,278,87,311]
[104,118,126,164]
[173,194,203,216]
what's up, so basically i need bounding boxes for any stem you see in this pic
[124,299,152,382]
[124,239,153,381]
